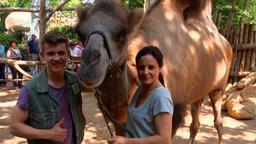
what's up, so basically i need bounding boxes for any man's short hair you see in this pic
[31,34,36,38]
[41,31,68,52]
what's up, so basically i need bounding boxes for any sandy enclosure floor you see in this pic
[0,86,255,144]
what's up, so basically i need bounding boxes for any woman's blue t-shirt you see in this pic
[126,86,174,138]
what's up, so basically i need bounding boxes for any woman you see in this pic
[6,40,23,89]
[108,46,174,144]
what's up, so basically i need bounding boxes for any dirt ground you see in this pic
[0,86,255,144]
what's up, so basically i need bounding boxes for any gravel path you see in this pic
[0,86,255,144]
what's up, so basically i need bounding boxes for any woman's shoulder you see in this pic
[152,87,172,101]
[154,87,171,95]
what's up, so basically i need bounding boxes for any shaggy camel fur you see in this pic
[76,0,233,143]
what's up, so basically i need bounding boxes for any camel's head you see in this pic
[75,0,143,88]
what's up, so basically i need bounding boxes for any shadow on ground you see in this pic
[0,87,255,144]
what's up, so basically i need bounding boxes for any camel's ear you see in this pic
[128,8,144,32]
[76,6,88,21]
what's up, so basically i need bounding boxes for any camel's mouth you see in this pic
[78,76,105,89]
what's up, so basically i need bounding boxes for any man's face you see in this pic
[40,43,69,74]
[32,35,36,40]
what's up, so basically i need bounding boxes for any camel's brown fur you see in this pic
[76,0,233,143]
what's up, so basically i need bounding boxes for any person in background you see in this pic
[107,46,173,144]
[6,40,23,89]
[68,41,82,71]
[74,40,83,57]
[9,31,85,144]
[0,38,6,86]
[28,34,39,77]
[69,41,82,57]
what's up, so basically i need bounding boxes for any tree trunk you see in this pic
[223,0,237,37]
[39,0,46,46]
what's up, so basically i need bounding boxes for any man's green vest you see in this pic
[25,70,85,144]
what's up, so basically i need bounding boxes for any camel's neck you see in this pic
[152,1,185,23]
[147,0,185,13]
[126,1,187,65]
[184,0,213,22]
[145,0,188,12]
[99,64,129,102]
[202,0,212,21]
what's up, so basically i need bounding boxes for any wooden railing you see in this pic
[213,10,256,83]
[0,57,80,83]
[225,23,256,82]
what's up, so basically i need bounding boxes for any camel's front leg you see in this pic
[209,89,224,144]
[188,98,204,144]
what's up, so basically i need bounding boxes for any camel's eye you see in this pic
[117,27,128,42]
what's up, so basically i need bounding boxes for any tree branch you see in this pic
[0,7,76,13]
[45,0,71,22]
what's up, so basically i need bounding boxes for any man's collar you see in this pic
[37,70,76,93]
[37,70,49,93]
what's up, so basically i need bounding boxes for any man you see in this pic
[28,34,39,76]
[10,31,85,144]
[0,38,6,86]
[28,34,39,60]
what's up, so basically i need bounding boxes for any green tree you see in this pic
[213,0,256,26]
[122,0,143,9]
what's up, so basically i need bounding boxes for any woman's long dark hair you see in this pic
[135,45,165,86]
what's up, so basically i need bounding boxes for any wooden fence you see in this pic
[213,11,256,83]
[226,23,256,82]
[0,57,80,84]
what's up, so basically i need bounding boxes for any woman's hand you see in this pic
[107,136,127,144]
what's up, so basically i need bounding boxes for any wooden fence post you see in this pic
[251,31,256,71]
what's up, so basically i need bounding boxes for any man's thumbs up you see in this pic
[49,118,67,142]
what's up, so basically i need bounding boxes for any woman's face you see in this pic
[136,54,161,86]
[11,42,16,48]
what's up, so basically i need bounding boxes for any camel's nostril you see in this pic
[82,48,102,66]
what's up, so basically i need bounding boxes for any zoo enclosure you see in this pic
[227,23,256,79]
[1,6,256,84]
[213,11,256,83]
[0,57,80,83]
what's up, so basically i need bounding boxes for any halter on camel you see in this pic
[81,30,132,138]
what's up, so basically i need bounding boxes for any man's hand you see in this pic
[49,118,67,142]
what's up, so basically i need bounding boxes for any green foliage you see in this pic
[122,0,143,9]
[0,26,29,48]
[65,0,82,7]
[0,0,30,8]
[49,0,82,8]
[47,0,82,20]
[0,13,8,32]
[50,26,78,41]
[48,10,77,42]
[0,32,15,48]
[18,43,29,60]
[10,26,29,44]
[213,0,256,27]
[0,0,10,7]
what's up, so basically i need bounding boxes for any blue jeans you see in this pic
[0,64,6,85]
[9,66,23,87]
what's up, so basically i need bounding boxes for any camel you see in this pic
[75,0,233,143]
